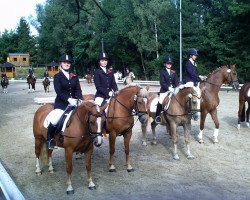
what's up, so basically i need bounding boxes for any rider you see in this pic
[155,56,180,123]
[1,72,7,78]
[93,52,118,107]
[184,48,206,86]
[46,54,83,149]
[28,65,35,78]
[43,69,49,80]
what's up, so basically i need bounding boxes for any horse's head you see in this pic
[179,86,201,121]
[133,85,149,124]
[82,102,108,147]
[225,64,239,90]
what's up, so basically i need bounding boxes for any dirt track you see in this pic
[0,81,250,200]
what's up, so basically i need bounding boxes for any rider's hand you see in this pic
[199,75,206,81]
[108,91,113,97]
[168,87,174,92]
[178,84,185,89]
[68,98,77,106]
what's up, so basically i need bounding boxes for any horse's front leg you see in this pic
[210,109,220,143]
[123,130,133,172]
[246,104,250,127]
[141,121,148,146]
[237,101,245,129]
[85,145,96,190]
[65,148,74,194]
[109,132,117,172]
[198,109,208,143]
[184,122,194,159]
[151,121,158,145]
[170,123,179,160]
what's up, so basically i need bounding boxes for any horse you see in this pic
[141,86,201,160]
[114,71,123,83]
[237,82,250,129]
[33,101,107,194]
[85,74,93,85]
[106,84,149,172]
[197,64,239,143]
[124,72,135,85]
[27,75,36,92]
[1,76,9,93]
[42,77,50,93]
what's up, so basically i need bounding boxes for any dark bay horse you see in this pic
[1,76,9,93]
[237,82,250,129]
[106,84,148,172]
[85,73,93,85]
[141,86,201,160]
[197,64,239,143]
[33,101,107,194]
[27,75,36,92]
[42,77,50,93]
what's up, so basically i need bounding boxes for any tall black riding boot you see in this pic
[154,102,162,124]
[46,123,57,150]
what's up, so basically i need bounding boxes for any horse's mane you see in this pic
[206,66,228,79]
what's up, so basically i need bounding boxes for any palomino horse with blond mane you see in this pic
[237,82,250,129]
[33,101,107,194]
[197,64,239,143]
[106,84,148,172]
[141,86,201,160]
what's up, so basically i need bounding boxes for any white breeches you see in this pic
[159,92,171,104]
[46,109,64,126]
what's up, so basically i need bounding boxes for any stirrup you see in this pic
[47,139,58,150]
[154,116,162,124]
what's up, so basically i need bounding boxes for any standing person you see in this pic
[155,56,180,123]
[184,48,205,86]
[94,52,118,106]
[46,54,83,149]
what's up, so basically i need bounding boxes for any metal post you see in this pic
[179,0,182,82]
[99,0,104,52]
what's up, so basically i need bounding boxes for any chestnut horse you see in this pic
[237,82,250,129]
[1,76,9,93]
[42,77,50,93]
[106,84,148,172]
[27,75,36,92]
[33,101,107,194]
[197,65,239,143]
[141,86,201,160]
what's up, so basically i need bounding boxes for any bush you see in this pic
[15,67,46,79]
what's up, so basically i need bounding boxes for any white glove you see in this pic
[68,98,77,106]
[199,75,207,81]
[178,84,184,89]
[108,91,113,97]
[168,87,174,92]
[174,87,179,95]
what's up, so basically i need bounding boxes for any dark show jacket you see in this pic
[94,67,118,99]
[159,68,179,93]
[184,60,201,84]
[53,71,82,110]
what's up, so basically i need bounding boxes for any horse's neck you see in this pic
[204,70,225,92]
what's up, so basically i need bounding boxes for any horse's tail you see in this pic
[240,103,246,122]
[40,142,49,166]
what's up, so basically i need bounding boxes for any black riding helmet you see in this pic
[163,56,173,64]
[187,48,198,57]
[59,54,73,63]
[98,52,109,61]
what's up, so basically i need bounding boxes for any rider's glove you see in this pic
[168,87,174,92]
[68,98,78,106]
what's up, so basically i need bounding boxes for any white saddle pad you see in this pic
[247,89,250,97]
[150,97,158,113]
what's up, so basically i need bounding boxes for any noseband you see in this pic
[87,112,103,139]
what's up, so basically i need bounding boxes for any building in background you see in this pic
[1,62,16,78]
[7,53,30,67]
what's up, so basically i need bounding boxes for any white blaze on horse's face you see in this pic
[227,69,231,73]
[96,105,102,146]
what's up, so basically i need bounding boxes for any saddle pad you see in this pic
[44,110,73,133]
[247,89,250,97]
[149,97,158,113]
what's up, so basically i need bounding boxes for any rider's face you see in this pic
[99,59,108,67]
[61,61,71,70]
[165,63,172,69]
[191,55,197,61]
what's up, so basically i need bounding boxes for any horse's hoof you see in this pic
[173,155,180,160]
[142,141,147,146]
[151,141,157,145]
[213,138,219,143]
[127,168,134,173]
[109,169,116,172]
[35,172,41,176]
[88,186,96,190]
[48,170,54,174]
[198,139,204,143]
[246,122,250,127]
[187,155,195,160]
[66,190,74,195]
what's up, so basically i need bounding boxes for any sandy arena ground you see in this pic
[0,81,250,200]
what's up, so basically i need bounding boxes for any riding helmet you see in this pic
[187,48,198,57]
[98,52,109,60]
[163,56,173,64]
[59,54,73,63]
